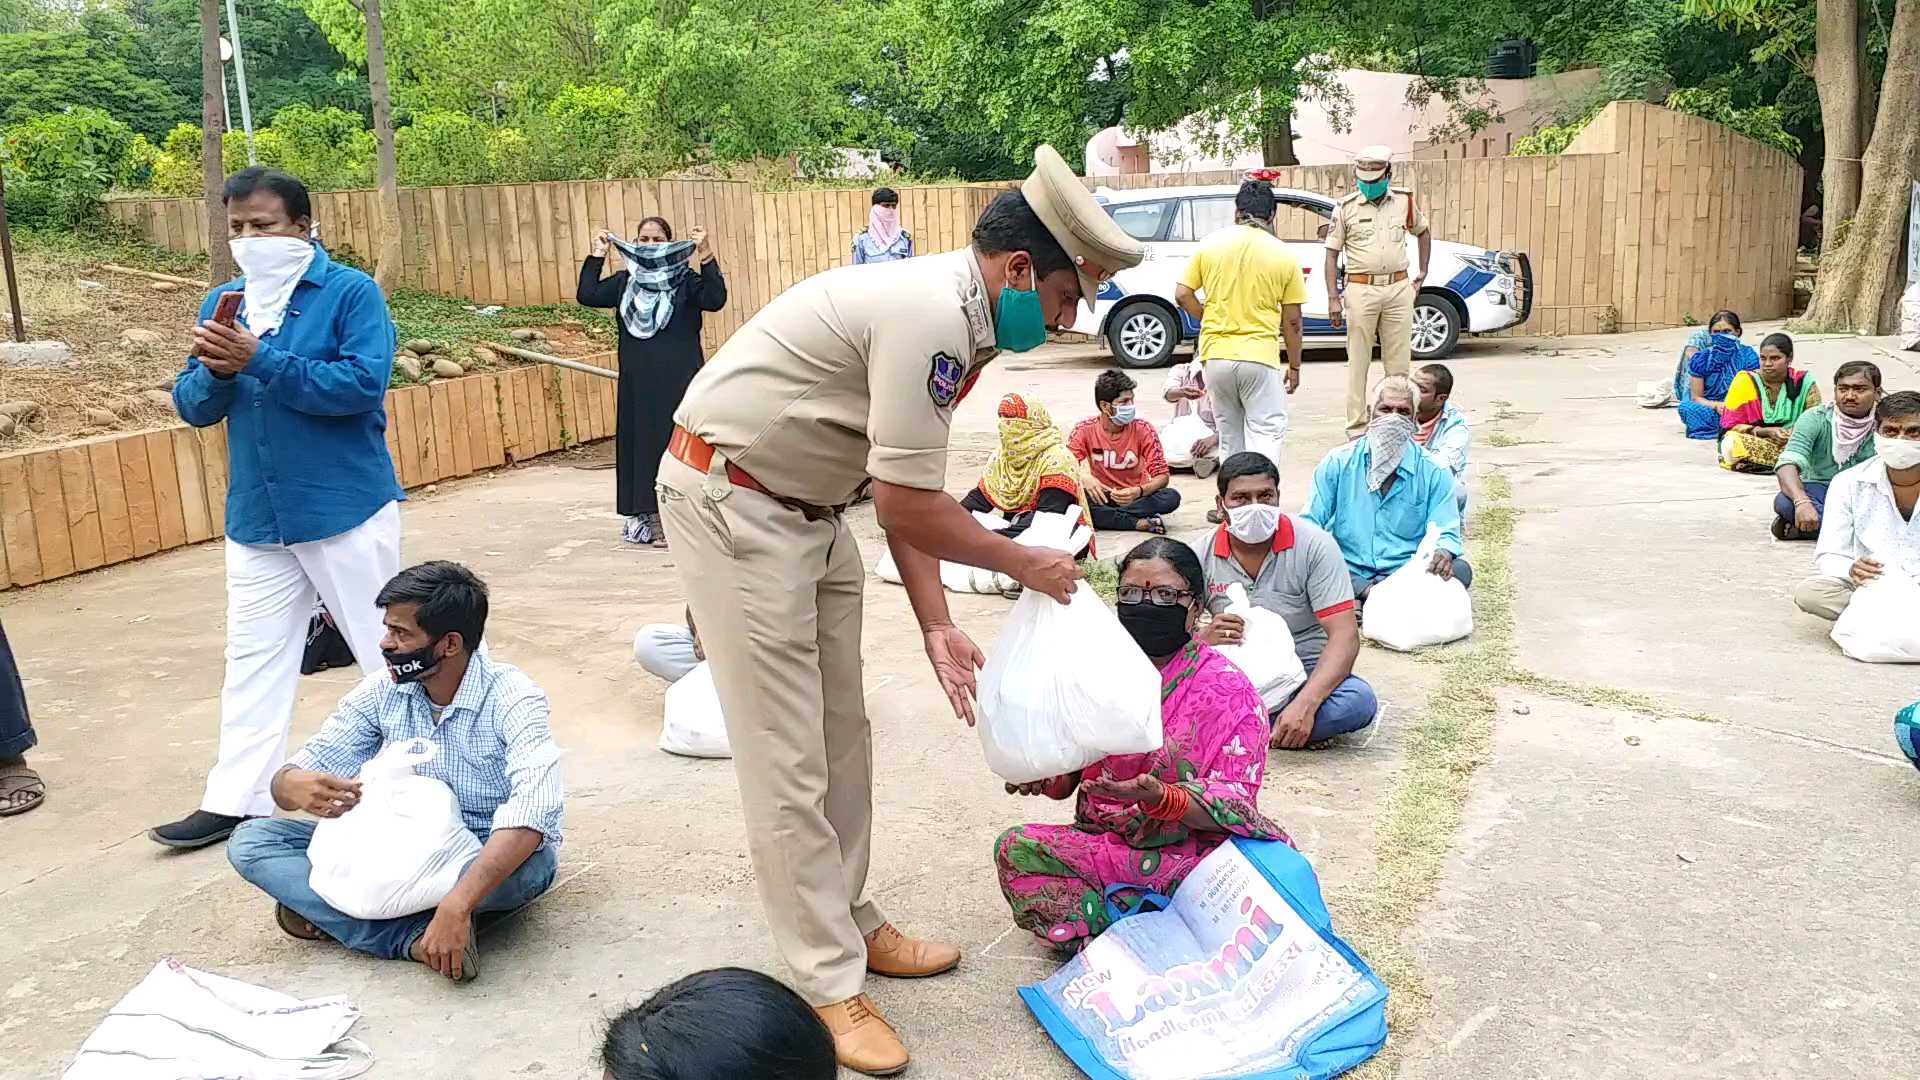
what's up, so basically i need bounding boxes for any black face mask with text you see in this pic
[1117,600,1191,658]
[383,635,446,684]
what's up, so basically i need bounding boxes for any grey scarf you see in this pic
[1366,414,1418,492]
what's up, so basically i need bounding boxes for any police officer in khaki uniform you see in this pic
[1326,144,1431,438]
[657,145,1142,1076]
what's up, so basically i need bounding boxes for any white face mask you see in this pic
[1225,502,1280,544]
[228,234,315,338]
[1878,436,1920,470]
[1111,404,1137,425]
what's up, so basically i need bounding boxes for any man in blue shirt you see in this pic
[151,167,405,850]
[227,561,564,982]
[1304,374,1470,599]
[1412,362,1472,513]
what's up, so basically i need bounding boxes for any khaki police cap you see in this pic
[1354,144,1394,181]
[1021,144,1145,311]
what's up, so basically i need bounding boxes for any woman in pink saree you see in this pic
[994,537,1289,953]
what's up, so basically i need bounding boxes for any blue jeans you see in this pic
[1088,487,1182,531]
[227,817,559,961]
[1274,657,1379,742]
[1772,481,1827,531]
[1351,556,1473,600]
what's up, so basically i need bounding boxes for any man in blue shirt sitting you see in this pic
[227,561,564,982]
[1305,374,1469,600]
[152,167,405,850]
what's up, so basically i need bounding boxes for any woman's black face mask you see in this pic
[1117,599,1191,657]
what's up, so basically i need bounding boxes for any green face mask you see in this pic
[994,269,1049,352]
[1357,176,1390,201]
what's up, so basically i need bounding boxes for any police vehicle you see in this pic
[1073,183,1533,367]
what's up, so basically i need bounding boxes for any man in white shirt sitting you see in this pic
[1793,391,1920,621]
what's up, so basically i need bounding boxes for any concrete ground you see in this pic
[3,326,1917,1078]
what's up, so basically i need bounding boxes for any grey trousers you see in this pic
[633,624,700,683]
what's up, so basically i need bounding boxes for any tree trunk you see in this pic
[1262,99,1298,167]
[1801,0,1920,334]
[364,0,403,295]
[1814,0,1865,259]
[199,0,235,283]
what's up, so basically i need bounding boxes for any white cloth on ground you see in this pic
[62,958,371,1080]
[201,500,401,818]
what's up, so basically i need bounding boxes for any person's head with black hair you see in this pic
[1757,332,1795,387]
[1235,180,1277,228]
[1115,537,1207,660]
[1214,451,1281,547]
[600,968,836,1080]
[1707,309,1743,337]
[635,216,673,243]
[1876,390,1920,449]
[972,190,1081,340]
[1095,368,1138,428]
[1832,360,1883,420]
[223,167,313,240]
[1412,363,1454,423]
[375,561,489,695]
[872,187,899,208]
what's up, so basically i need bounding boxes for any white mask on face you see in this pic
[228,235,315,338]
[1111,404,1137,425]
[1225,502,1280,544]
[1878,436,1920,470]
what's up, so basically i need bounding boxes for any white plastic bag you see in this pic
[1636,380,1675,408]
[873,510,1087,596]
[307,738,483,920]
[976,587,1163,783]
[1212,583,1308,711]
[1901,281,1919,351]
[1159,413,1216,469]
[1832,567,1920,663]
[1361,527,1473,652]
[660,660,734,757]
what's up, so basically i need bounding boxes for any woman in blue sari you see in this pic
[1675,309,1758,440]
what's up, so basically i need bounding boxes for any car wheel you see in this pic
[1411,294,1461,359]
[1106,301,1179,369]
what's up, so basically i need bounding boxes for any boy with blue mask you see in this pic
[1069,368,1182,533]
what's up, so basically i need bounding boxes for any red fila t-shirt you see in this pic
[1068,418,1168,489]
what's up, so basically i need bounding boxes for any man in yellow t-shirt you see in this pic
[1174,180,1307,470]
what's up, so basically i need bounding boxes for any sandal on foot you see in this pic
[275,903,328,941]
[0,762,45,817]
[1137,517,1168,535]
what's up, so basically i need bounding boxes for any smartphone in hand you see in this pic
[212,291,244,327]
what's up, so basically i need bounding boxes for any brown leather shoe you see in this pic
[815,994,909,1076]
[865,922,961,978]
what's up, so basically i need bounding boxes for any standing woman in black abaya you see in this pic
[578,216,727,547]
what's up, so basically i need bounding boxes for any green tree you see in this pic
[0,24,191,136]
[124,0,368,126]
[0,107,142,225]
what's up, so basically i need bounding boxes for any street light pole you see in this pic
[0,166,26,343]
[222,0,257,164]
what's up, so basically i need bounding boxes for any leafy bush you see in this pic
[525,84,661,180]
[486,127,533,183]
[1663,87,1802,155]
[268,104,376,189]
[0,106,140,225]
[147,122,203,195]
[398,110,494,185]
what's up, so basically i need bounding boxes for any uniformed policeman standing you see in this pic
[1326,145,1432,438]
[657,146,1143,1076]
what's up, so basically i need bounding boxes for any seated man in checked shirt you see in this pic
[227,561,564,983]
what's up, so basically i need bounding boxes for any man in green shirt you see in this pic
[1774,360,1882,541]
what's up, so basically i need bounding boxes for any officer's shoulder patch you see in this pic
[927,350,964,408]
[1336,191,1365,206]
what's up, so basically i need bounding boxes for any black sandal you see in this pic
[0,762,45,817]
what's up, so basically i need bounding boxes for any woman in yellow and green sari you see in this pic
[1720,333,1820,472]
[960,394,1094,551]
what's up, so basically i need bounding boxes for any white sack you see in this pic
[307,738,483,921]
[1360,526,1473,652]
[976,586,1163,783]
[1212,583,1309,711]
[660,660,734,757]
[1159,413,1217,469]
[1832,567,1920,663]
